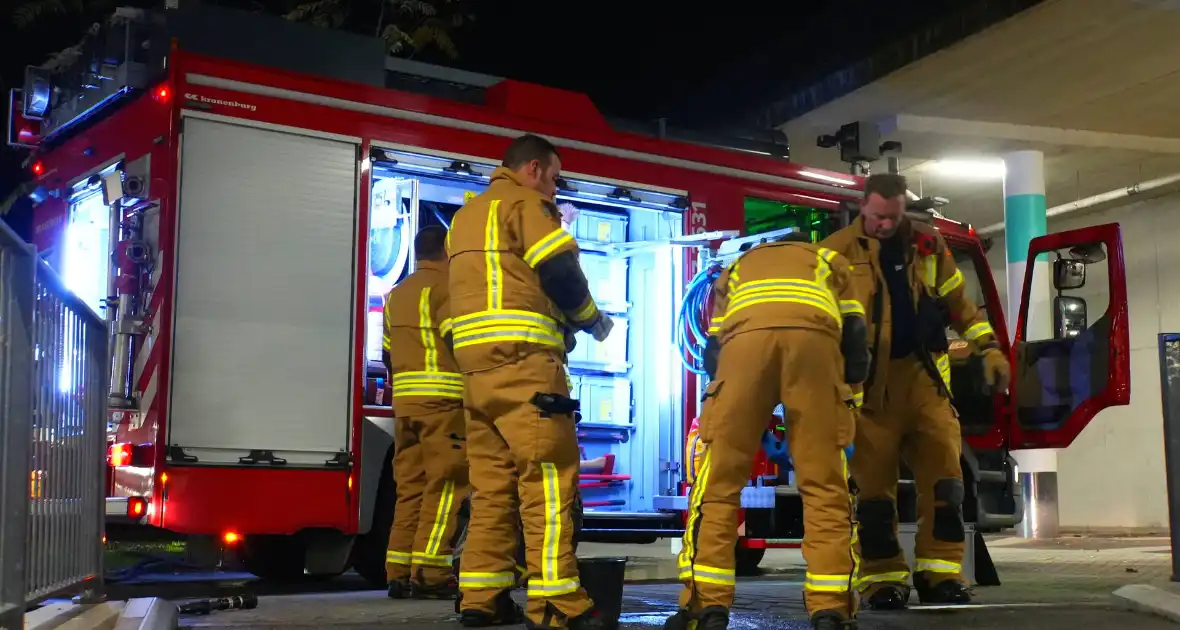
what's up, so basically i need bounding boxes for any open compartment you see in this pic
[361,147,687,520]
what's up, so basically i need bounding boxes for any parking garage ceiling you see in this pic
[771,0,1180,232]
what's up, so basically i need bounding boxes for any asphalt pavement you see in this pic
[115,536,1177,629]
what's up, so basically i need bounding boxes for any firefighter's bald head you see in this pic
[861,173,908,239]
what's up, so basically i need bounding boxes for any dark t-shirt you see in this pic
[880,235,917,358]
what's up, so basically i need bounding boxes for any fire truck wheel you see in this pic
[350,450,397,588]
[734,545,766,577]
[241,535,308,582]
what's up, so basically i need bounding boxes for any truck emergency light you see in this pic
[127,496,147,518]
[108,442,149,467]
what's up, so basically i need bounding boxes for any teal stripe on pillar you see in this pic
[1004,193,1048,263]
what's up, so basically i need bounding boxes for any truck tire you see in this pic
[242,535,307,582]
[735,507,774,576]
[351,452,396,588]
[734,546,766,577]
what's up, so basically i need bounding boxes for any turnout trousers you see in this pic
[678,329,860,618]
[385,407,470,586]
[853,356,967,595]
[458,350,592,628]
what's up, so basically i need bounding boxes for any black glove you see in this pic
[564,328,577,353]
[841,315,870,384]
[703,335,721,380]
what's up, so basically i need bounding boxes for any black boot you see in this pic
[663,606,729,630]
[811,610,856,630]
[387,580,411,600]
[459,590,524,627]
[524,606,610,630]
[865,584,909,610]
[566,608,609,630]
[411,580,458,600]
[914,575,971,605]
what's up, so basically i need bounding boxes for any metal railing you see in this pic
[1,220,108,629]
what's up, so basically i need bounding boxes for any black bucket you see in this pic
[578,556,627,630]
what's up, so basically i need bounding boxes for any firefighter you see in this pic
[821,174,1011,609]
[665,231,872,630]
[447,134,614,630]
[382,226,469,600]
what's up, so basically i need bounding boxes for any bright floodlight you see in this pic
[927,159,1006,180]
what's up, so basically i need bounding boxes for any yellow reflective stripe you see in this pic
[938,269,964,297]
[708,313,725,334]
[679,450,712,567]
[821,248,840,286]
[424,479,456,557]
[452,309,561,331]
[935,353,951,390]
[485,199,503,310]
[916,558,962,573]
[541,462,562,583]
[418,287,440,371]
[459,571,516,589]
[526,577,580,597]
[804,572,853,592]
[386,549,412,565]
[445,230,452,256]
[730,278,840,321]
[679,564,735,586]
[411,551,453,567]
[964,321,994,341]
[523,227,575,268]
[570,298,598,324]
[923,255,938,289]
[382,293,393,352]
[727,291,840,322]
[439,318,453,336]
[451,309,565,350]
[850,391,864,408]
[839,299,865,316]
[856,571,910,591]
[452,326,564,350]
[390,371,464,398]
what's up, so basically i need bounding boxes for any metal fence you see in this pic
[0,220,108,629]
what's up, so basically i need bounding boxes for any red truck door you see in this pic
[1008,223,1130,449]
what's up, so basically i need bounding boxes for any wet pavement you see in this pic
[175,580,1176,629]
[154,536,1180,629]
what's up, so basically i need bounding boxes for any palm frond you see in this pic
[381,23,414,54]
[13,0,68,27]
[410,19,457,59]
[388,0,436,16]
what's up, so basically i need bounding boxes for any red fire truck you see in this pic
[7,5,1128,584]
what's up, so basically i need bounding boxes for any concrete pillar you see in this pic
[1003,150,1060,539]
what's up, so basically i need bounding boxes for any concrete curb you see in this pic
[30,602,122,630]
[22,598,175,630]
[114,598,178,630]
[1113,584,1180,623]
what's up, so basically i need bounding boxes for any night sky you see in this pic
[0,0,973,238]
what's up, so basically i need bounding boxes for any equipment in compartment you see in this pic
[568,375,633,427]
[571,208,628,245]
[579,253,629,312]
[567,315,629,371]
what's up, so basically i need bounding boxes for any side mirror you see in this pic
[1053,259,1086,290]
[1054,296,1087,339]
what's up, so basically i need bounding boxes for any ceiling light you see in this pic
[926,159,1006,180]
[799,170,856,186]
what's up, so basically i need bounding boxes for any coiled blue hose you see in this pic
[678,264,722,374]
